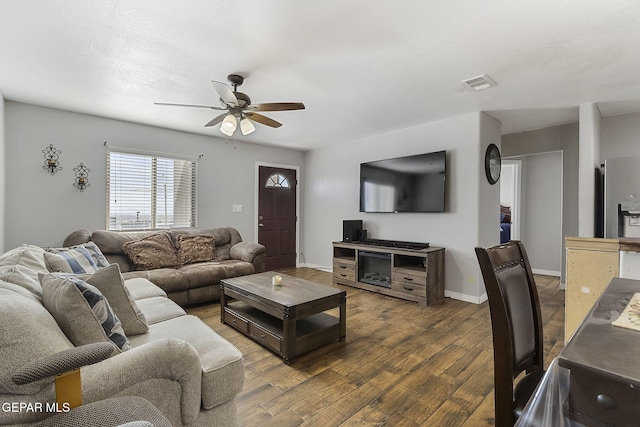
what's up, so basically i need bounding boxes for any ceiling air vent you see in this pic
[461,74,496,91]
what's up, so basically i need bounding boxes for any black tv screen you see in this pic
[359,150,446,213]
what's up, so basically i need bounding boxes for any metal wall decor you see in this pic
[42,144,62,175]
[73,163,90,191]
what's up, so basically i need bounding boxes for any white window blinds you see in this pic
[107,149,197,230]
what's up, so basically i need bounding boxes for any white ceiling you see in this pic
[1,1,640,151]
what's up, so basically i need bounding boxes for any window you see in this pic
[107,149,197,230]
[264,173,291,188]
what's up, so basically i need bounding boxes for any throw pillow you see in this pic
[122,232,180,270]
[49,242,110,268]
[0,244,49,298]
[41,273,131,353]
[84,264,148,336]
[44,246,99,274]
[175,234,215,265]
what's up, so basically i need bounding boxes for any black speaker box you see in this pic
[343,220,363,242]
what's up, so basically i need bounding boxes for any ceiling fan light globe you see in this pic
[220,126,234,136]
[240,118,256,135]
[220,114,237,136]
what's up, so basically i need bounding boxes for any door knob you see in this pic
[259,224,264,227]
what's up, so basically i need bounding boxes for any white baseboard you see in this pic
[298,263,332,272]
[445,290,487,305]
[532,268,561,277]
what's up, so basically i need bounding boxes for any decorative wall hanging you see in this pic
[73,163,90,191]
[42,144,62,175]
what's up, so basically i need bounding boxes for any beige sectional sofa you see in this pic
[0,244,244,426]
[64,227,266,306]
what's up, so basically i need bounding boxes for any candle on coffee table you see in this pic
[272,275,282,286]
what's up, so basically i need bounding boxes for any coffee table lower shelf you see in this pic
[223,301,342,363]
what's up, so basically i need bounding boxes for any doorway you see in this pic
[502,152,563,277]
[500,160,521,241]
[257,164,298,270]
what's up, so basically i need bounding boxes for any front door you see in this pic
[258,166,297,270]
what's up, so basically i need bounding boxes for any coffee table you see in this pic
[220,271,346,364]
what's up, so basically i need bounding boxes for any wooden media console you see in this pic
[332,240,445,306]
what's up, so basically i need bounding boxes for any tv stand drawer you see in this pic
[392,271,427,287]
[392,280,426,297]
[333,260,356,282]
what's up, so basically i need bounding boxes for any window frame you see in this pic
[106,147,198,231]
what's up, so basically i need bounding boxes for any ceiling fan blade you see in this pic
[244,112,282,128]
[204,113,228,127]
[211,81,238,107]
[246,102,305,111]
[155,102,225,110]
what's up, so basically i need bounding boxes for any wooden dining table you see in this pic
[516,277,640,427]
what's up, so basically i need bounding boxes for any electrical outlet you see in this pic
[232,204,243,213]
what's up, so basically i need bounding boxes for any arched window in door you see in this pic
[265,173,291,188]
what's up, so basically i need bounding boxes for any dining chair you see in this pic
[475,241,546,427]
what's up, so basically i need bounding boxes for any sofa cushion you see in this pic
[0,244,48,299]
[124,277,168,300]
[83,264,148,336]
[183,228,242,262]
[0,279,41,303]
[0,288,73,394]
[122,232,180,270]
[174,234,215,265]
[44,247,99,274]
[41,273,131,353]
[91,230,156,255]
[135,296,187,324]
[127,315,244,410]
[124,269,186,294]
[180,260,255,289]
[0,265,44,300]
[48,242,110,269]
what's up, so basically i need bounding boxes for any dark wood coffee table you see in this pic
[220,271,346,364]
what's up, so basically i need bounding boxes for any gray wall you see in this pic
[508,152,563,274]
[501,122,579,283]
[303,112,502,303]
[4,102,305,249]
[602,112,640,160]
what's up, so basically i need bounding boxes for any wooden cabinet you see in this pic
[565,237,620,341]
[332,241,445,306]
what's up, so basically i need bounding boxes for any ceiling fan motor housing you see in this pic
[234,92,251,108]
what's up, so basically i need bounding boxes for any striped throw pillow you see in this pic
[45,246,99,274]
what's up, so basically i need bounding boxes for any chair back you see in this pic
[475,241,544,426]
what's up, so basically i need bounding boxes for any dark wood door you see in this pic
[258,166,297,270]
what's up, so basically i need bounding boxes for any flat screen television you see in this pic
[359,150,446,213]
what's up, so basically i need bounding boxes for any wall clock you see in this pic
[485,143,501,185]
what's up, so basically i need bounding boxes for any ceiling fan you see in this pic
[155,74,305,136]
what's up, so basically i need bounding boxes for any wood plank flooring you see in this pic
[187,268,565,426]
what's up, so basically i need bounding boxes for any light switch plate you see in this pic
[232,204,243,213]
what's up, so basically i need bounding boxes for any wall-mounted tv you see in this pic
[359,150,446,213]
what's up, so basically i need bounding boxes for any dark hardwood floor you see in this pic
[187,268,565,426]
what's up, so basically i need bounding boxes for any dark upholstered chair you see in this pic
[475,241,545,427]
